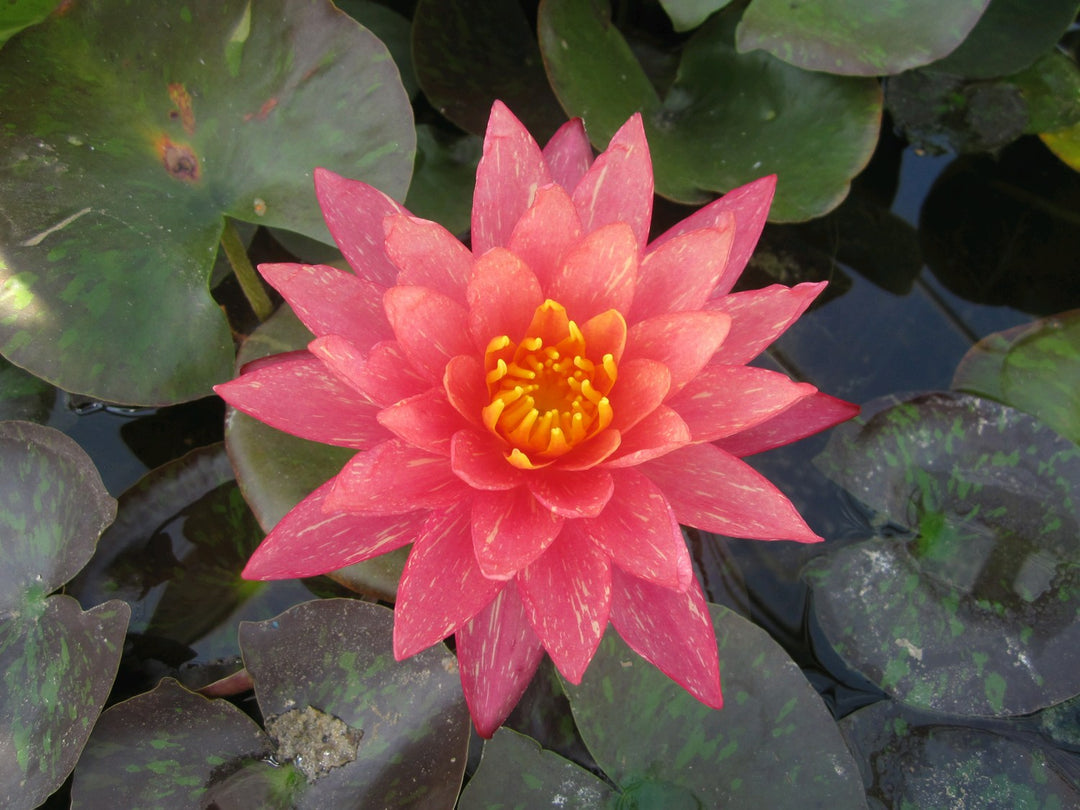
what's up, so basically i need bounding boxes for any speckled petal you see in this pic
[450,429,527,490]
[625,310,731,394]
[708,282,826,365]
[506,184,583,291]
[528,467,613,518]
[471,487,564,580]
[384,214,473,303]
[715,391,859,457]
[308,336,428,408]
[547,222,638,323]
[376,388,465,455]
[467,248,544,350]
[384,286,473,383]
[630,221,734,323]
[542,117,592,192]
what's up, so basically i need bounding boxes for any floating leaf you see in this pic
[811,392,1080,715]
[735,0,990,76]
[0,357,54,423]
[404,124,483,238]
[0,421,129,810]
[0,0,58,46]
[0,0,414,404]
[659,0,734,32]
[336,0,418,99]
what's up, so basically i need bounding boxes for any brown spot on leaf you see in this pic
[156,135,201,183]
[168,83,196,134]
[243,97,278,123]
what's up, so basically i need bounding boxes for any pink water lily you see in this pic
[216,102,857,736]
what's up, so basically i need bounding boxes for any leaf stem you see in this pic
[220,218,272,322]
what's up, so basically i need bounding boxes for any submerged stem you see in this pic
[220,218,272,322]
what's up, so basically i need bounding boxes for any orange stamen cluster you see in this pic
[483,300,617,468]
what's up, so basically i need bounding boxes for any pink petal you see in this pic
[309,337,428,408]
[467,248,544,349]
[471,487,564,580]
[555,429,622,471]
[383,286,473,383]
[242,479,423,579]
[609,567,722,708]
[666,365,818,443]
[542,117,593,192]
[260,263,392,351]
[528,467,613,518]
[579,308,627,366]
[716,391,860,457]
[547,222,638,323]
[472,101,552,255]
[393,501,505,659]
[604,406,691,469]
[572,114,653,250]
[456,581,545,738]
[640,443,821,542]
[518,521,611,684]
[708,282,825,365]
[450,429,526,491]
[625,310,731,393]
[384,214,472,303]
[506,184,584,291]
[608,357,670,434]
[650,174,776,298]
[314,168,406,286]
[216,353,386,449]
[325,439,470,514]
[630,221,734,324]
[444,355,487,428]
[376,388,464,455]
[582,468,690,590]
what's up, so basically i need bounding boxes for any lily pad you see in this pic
[0,357,55,423]
[0,0,59,46]
[735,0,990,76]
[0,421,129,810]
[811,392,1080,715]
[538,1,882,220]
[0,0,414,405]
[562,603,868,808]
[403,124,483,239]
[659,0,734,32]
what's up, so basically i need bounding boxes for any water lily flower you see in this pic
[216,102,858,736]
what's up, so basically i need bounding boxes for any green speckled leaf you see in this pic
[0,0,414,405]
[563,603,868,808]
[0,357,54,423]
[0,0,58,46]
[735,0,990,76]
[538,1,882,220]
[811,392,1080,715]
[0,421,129,810]
[239,599,469,809]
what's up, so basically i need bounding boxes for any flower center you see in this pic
[482,299,617,468]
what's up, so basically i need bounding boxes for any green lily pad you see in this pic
[0,0,414,405]
[0,421,129,810]
[562,603,868,808]
[952,310,1080,446]
[811,392,1080,715]
[735,0,990,76]
[659,0,734,32]
[538,1,882,220]
[0,357,55,423]
[404,124,483,239]
[336,0,418,99]
[0,0,59,46]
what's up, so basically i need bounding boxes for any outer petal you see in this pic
[640,443,821,542]
[384,286,473,383]
[456,582,545,738]
[666,365,818,444]
[708,282,825,365]
[542,117,592,192]
[582,468,690,591]
[650,174,776,298]
[506,184,583,291]
[394,502,504,659]
[472,101,552,255]
[607,357,670,435]
[518,521,611,684]
[260,263,392,351]
[471,487,565,580]
[716,391,859,457]
[467,248,544,349]
[604,406,691,468]
[528,467,613,518]
[242,479,424,580]
[326,439,470,514]
[309,336,428,407]
[384,214,472,303]
[216,352,386,449]
[625,311,731,393]
[314,167,406,286]
[376,388,465,455]
[547,222,638,323]
[609,568,722,709]
[629,221,734,324]
[572,114,653,250]
[450,429,527,490]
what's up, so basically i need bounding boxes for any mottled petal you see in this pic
[609,568,722,708]
[542,117,593,192]
[326,439,470,514]
[472,487,565,580]
[472,101,552,255]
[216,352,386,448]
[314,167,406,286]
[384,214,472,303]
[377,388,464,455]
[579,308,627,366]
[716,392,859,457]
[518,522,611,683]
[242,479,423,579]
[583,468,690,590]
[555,429,622,471]
[506,184,583,291]
[548,222,638,323]
[666,365,818,443]
[384,286,473,383]
[309,337,428,408]
[456,582,544,738]
[625,311,731,393]
[451,429,526,490]
[528,467,613,518]
[467,248,544,349]
[630,221,734,323]
[608,357,670,435]
[572,114,653,249]
[394,502,504,659]
[650,174,776,298]
[604,406,690,468]
[708,282,825,365]
[640,443,821,542]
[444,354,487,428]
